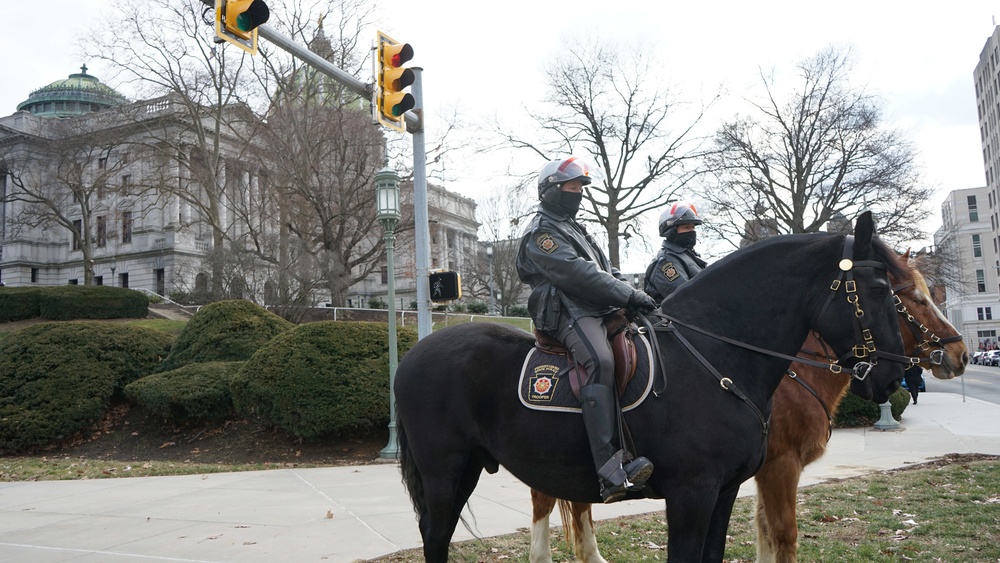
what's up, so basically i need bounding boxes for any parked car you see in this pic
[972,351,986,365]
[987,350,1000,367]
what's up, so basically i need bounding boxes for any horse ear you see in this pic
[852,211,874,259]
[902,248,911,260]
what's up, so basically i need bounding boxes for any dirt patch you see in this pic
[24,404,387,467]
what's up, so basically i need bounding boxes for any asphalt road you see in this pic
[925,363,1000,405]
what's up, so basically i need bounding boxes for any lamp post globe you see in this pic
[376,165,402,459]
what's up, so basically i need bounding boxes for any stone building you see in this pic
[0,67,480,309]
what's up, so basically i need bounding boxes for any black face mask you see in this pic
[557,192,583,218]
[671,230,697,250]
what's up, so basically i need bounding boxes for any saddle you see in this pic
[532,309,639,397]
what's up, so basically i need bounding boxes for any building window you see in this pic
[969,195,979,222]
[119,273,129,288]
[381,266,388,284]
[979,330,997,337]
[72,219,82,250]
[98,157,107,170]
[974,234,983,257]
[978,307,993,320]
[31,268,38,283]
[94,275,103,286]
[977,269,987,292]
[122,211,133,244]
[68,279,78,285]
[122,174,132,196]
[97,215,107,247]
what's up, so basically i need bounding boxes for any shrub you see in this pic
[367,297,387,309]
[0,286,43,322]
[507,306,530,318]
[232,321,418,439]
[833,386,910,428]
[125,361,244,423]
[156,299,292,373]
[38,286,148,320]
[466,301,488,314]
[0,322,174,454]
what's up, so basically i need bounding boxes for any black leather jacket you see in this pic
[643,240,708,302]
[516,205,634,331]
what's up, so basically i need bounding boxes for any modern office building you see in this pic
[934,188,999,351]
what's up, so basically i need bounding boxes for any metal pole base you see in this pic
[873,401,900,431]
[379,423,399,459]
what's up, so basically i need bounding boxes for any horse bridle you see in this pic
[890,280,964,367]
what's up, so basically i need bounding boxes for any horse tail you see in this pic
[557,499,576,552]
[397,413,426,519]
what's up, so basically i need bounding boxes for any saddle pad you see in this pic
[517,332,654,413]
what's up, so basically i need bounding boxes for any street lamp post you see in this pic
[110,259,117,288]
[486,242,495,315]
[376,165,402,460]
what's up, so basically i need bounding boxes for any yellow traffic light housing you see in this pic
[375,30,415,132]
[215,0,270,55]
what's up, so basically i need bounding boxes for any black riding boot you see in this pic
[580,384,653,503]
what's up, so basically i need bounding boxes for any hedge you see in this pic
[125,361,245,423]
[0,286,43,322]
[0,322,174,454]
[232,321,418,439]
[156,299,293,373]
[39,286,148,320]
[833,386,910,428]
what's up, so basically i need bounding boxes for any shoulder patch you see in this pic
[661,261,679,281]
[536,233,559,254]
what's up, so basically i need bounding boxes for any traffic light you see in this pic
[375,30,415,132]
[215,0,270,55]
[429,271,461,302]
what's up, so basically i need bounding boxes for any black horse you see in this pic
[394,212,905,562]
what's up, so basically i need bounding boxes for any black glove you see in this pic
[627,291,657,314]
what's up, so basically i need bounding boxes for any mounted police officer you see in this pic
[516,156,657,503]
[644,201,708,303]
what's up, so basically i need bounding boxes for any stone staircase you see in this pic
[148,302,197,321]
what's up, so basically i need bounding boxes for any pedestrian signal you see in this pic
[429,271,461,302]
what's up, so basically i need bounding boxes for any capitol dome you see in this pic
[16,65,127,118]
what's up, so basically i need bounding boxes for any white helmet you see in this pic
[537,157,592,204]
[658,201,702,237]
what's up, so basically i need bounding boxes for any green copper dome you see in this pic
[16,65,127,118]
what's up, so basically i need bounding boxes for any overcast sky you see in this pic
[2,0,997,268]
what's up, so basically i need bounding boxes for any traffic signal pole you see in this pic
[255,23,432,338]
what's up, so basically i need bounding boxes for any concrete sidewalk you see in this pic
[2,392,999,562]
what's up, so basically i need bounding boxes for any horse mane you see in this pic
[667,231,909,303]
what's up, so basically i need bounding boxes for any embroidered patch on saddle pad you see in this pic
[517,332,654,413]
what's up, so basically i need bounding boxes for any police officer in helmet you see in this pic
[644,201,708,303]
[516,156,657,503]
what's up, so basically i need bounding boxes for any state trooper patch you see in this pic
[661,261,679,281]
[536,233,559,254]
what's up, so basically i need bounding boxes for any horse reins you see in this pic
[639,235,905,436]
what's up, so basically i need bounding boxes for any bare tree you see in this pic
[85,0,268,297]
[495,36,714,267]
[462,183,535,312]
[1,121,142,285]
[700,46,933,249]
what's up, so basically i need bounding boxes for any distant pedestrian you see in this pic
[903,364,923,405]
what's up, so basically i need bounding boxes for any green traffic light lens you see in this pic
[236,13,253,32]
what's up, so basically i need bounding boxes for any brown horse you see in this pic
[528,254,968,563]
